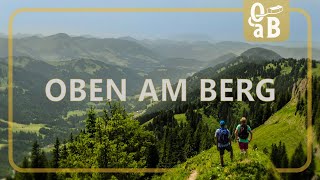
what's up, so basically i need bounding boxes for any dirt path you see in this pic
[188,170,198,180]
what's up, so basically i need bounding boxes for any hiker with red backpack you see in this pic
[235,117,253,157]
[215,120,233,167]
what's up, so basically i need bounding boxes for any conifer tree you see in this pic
[52,138,60,168]
[49,138,60,180]
[60,141,68,160]
[31,141,48,180]
[289,142,314,180]
[15,157,32,180]
[86,106,96,137]
[270,141,288,168]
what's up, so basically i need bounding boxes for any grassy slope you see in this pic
[154,145,280,180]
[155,101,304,180]
[173,114,188,124]
[0,119,47,177]
[254,62,320,171]
[196,109,220,130]
[0,144,7,150]
[313,64,320,175]
[155,62,320,179]
[0,119,46,135]
[175,110,220,130]
[142,111,220,131]
[252,101,306,157]
[313,63,320,76]
[62,110,86,120]
[0,119,46,151]
[156,97,312,179]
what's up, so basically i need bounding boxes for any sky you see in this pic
[0,0,319,44]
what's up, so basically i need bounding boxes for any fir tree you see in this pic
[270,141,288,168]
[15,157,32,180]
[31,141,48,180]
[49,138,60,180]
[289,142,314,180]
[85,106,96,137]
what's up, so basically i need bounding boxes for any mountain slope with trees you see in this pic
[3,47,320,179]
[154,146,280,180]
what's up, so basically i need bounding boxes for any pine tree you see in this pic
[270,144,278,167]
[31,141,48,180]
[290,143,304,169]
[146,144,159,168]
[270,141,288,168]
[52,138,60,168]
[280,143,289,168]
[15,157,32,180]
[49,138,60,180]
[289,142,314,180]
[70,133,73,142]
[280,143,289,180]
[60,141,68,160]
[31,141,41,168]
[85,106,96,137]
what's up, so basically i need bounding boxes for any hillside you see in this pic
[154,146,280,180]
[2,34,320,71]
[0,57,146,124]
[1,43,319,178]
[206,53,237,68]
[252,100,306,157]
[161,58,205,71]
[0,34,161,70]
[140,39,320,61]
[135,54,319,178]
[241,47,282,61]
[141,48,295,119]
[143,109,220,130]
[152,80,310,180]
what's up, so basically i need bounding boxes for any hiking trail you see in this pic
[188,170,198,180]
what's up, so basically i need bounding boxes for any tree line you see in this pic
[268,141,315,180]
[15,102,156,180]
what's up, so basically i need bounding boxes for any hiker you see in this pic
[215,120,233,167]
[235,117,252,156]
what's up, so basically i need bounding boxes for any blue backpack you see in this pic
[217,128,229,144]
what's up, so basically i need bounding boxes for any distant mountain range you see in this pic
[0,34,319,72]
[0,33,161,71]
[137,39,320,61]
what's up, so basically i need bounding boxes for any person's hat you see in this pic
[240,117,247,122]
[219,120,226,126]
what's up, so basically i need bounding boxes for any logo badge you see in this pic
[244,0,289,42]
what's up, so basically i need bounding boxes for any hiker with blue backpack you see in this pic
[235,117,253,158]
[215,120,233,167]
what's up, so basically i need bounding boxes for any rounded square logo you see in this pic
[244,0,290,42]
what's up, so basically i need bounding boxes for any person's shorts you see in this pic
[218,145,232,155]
[239,142,249,150]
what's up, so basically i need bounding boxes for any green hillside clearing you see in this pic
[142,112,219,131]
[252,101,306,157]
[154,146,280,180]
[201,115,219,131]
[62,110,87,120]
[0,119,46,135]
[174,114,188,124]
[313,63,320,76]
[0,144,7,150]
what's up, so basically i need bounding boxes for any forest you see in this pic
[12,57,320,180]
